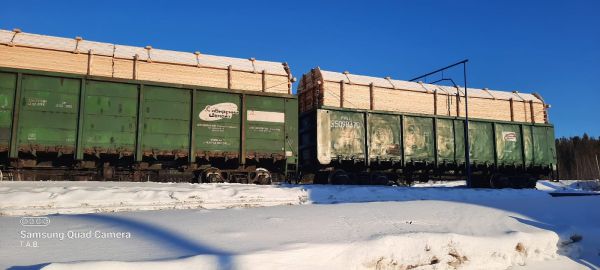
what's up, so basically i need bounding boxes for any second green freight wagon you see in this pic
[299,107,556,187]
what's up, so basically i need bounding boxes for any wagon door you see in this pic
[245,95,286,160]
[194,91,241,159]
[18,75,80,155]
[316,109,366,165]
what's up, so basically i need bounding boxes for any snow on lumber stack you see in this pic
[299,67,549,123]
[0,29,292,94]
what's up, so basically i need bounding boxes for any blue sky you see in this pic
[1,0,598,137]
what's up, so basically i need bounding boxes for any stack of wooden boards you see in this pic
[0,29,292,94]
[299,67,549,123]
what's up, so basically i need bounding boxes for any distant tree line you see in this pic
[556,134,600,180]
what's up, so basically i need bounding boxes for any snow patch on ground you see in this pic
[42,231,559,270]
[1,180,598,269]
[0,182,309,216]
[536,179,600,192]
[2,180,596,216]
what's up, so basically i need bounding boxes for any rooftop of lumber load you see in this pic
[298,68,549,123]
[310,69,544,102]
[0,29,292,94]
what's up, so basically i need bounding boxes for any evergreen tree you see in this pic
[556,135,600,179]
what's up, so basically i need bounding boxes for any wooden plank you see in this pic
[434,91,438,115]
[0,45,291,94]
[529,100,535,123]
[510,98,514,121]
[86,50,93,75]
[369,83,374,110]
[133,54,138,80]
[339,80,344,107]
[227,65,232,89]
[262,70,266,92]
[456,93,461,117]
[310,69,319,109]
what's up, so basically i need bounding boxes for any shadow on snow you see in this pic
[8,213,234,270]
[8,183,600,269]
[294,184,600,269]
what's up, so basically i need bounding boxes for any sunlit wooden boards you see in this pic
[0,29,292,94]
[299,67,548,124]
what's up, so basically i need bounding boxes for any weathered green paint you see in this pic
[548,126,557,165]
[522,125,534,165]
[533,126,557,166]
[284,98,298,164]
[317,109,365,164]
[494,123,523,165]
[436,119,455,162]
[188,89,197,163]
[468,121,495,164]
[75,79,86,160]
[135,85,144,161]
[454,120,465,163]
[82,81,138,153]
[304,107,556,172]
[0,72,16,150]
[0,67,298,174]
[403,116,434,162]
[17,75,80,151]
[368,113,401,161]
[245,95,286,156]
[194,91,241,154]
[241,94,246,164]
[141,85,190,155]
[9,73,22,158]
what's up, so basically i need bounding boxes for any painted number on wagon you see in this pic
[330,120,361,129]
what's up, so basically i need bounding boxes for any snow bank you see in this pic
[42,231,559,270]
[0,182,308,216]
[1,181,598,269]
[536,180,600,192]
[0,180,597,216]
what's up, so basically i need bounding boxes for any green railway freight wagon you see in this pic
[0,67,298,183]
[299,107,556,188]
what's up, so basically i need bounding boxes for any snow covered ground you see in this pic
[0,180,598,269]
[0,180,597,217]
[0,181,310,216]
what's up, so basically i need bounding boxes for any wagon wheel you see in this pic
[102,165,114,181]
[470,174,491,188]
[370,172,389,185]
[490,174,510,189]
[526,177,538,189]
[202,167,223,183]
[513,174,537,189]
[328,169,350,185]
[249,168,272,185]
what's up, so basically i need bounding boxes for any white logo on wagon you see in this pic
[502,131,517,142]
[199,103,239,121]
